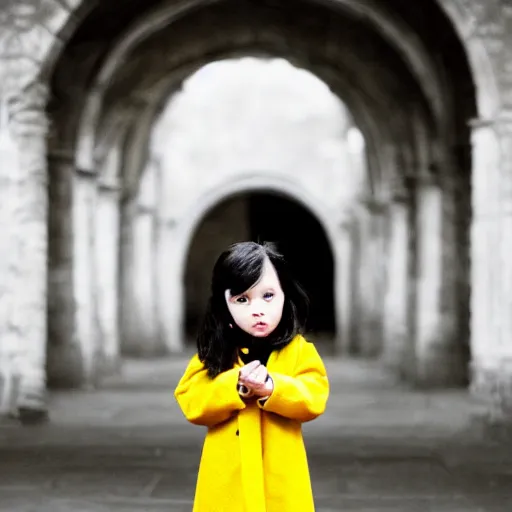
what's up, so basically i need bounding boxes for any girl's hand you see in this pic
[239,360,262,380]
[239,362,273,398]
[238,360,261,399]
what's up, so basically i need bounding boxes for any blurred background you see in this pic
[2,1,512,510]
[150,58,365,348]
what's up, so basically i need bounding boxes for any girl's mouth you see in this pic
[253,322,268,328]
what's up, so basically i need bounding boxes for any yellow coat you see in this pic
[174,334,329,512]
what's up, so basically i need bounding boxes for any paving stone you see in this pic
[0,358,511,511]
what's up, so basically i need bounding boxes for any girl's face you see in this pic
[224,258,285,338]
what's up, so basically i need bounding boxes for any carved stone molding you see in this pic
[136,204,156,216]
[0,0,78,85]
[47,148,75,164]
[98,181,121,194]
[407,166,440,189]
[495,112,512,135]
[75,167,97,179]
[358,195,388,215]
[5,81,49,140]
[470,361,512,419]
[388,176,410,203]
[469,113,512,140]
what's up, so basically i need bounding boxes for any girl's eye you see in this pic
[236,296,248,304]
[263,292,274,301]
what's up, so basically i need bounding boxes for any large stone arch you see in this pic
[92,53,384,201]
[3,0,512,424]
[75,45,408,202]
[73,0,445,171]
[435,0,506,119]
[5,0,499,153]
[2,2,505,135]
[46,0,480,381]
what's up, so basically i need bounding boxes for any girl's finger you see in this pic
[248,365,267,384]
[240,360,260,377]
[246,369,260,383]
[256,366,268,382]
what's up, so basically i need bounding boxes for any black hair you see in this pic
[197,241,309,378]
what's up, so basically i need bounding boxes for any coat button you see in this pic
[236,429,239,436]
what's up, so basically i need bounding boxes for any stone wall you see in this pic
[1,0,512,432]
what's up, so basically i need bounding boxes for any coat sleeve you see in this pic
[174,354,246,428]
[258,339,329,422]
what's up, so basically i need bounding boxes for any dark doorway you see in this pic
[184,191,335,345]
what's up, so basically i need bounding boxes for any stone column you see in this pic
[131,203,159,354]
[355,198,385,357]
[119,199,138,354]
[470,116,512,433]
[413,170,466,387]
[333,212,354,355]
[155,156,184,354]
[95,181,121,375]
[122,158,166,356]
[46,151,83,388]
[497,119,512,425]
[3,83,50,422]
[382,188,411,372]
[73,169,100,387]
[373,203,388,353]
[0,96,19,415]
[156,218,184,353]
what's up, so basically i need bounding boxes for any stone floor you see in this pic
[0,356,511,511]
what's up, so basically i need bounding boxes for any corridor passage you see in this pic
[1,356,511,512]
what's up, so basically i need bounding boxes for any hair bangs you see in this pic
[214,242,266,297]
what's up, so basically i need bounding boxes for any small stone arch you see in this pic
[164,173,353,352]
[177,173,340,270]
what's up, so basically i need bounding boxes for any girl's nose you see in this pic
[252,311,264,317]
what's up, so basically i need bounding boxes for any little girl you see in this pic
[175,241,329,512]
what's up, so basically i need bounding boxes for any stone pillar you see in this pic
[156,219,184,353]
[122,159,166,356]
[46,151,83,388]
[382,189,411,372]
[155,156,184,354]
[119,199,138,354]
[2,83,50,422]
[73,169,100,386]
[497,119,512,425]
[373,204,388,352]
[413,171,466,387]
[470,117,512,435]
[0,95,19,415]
[333,212,354,355]
[131,203,159,354]
[355,198,385,357]
[95,181,121,374]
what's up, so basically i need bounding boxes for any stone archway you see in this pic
[2,0,512,427]
[183,190,336,350]
[166,173,350,358]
